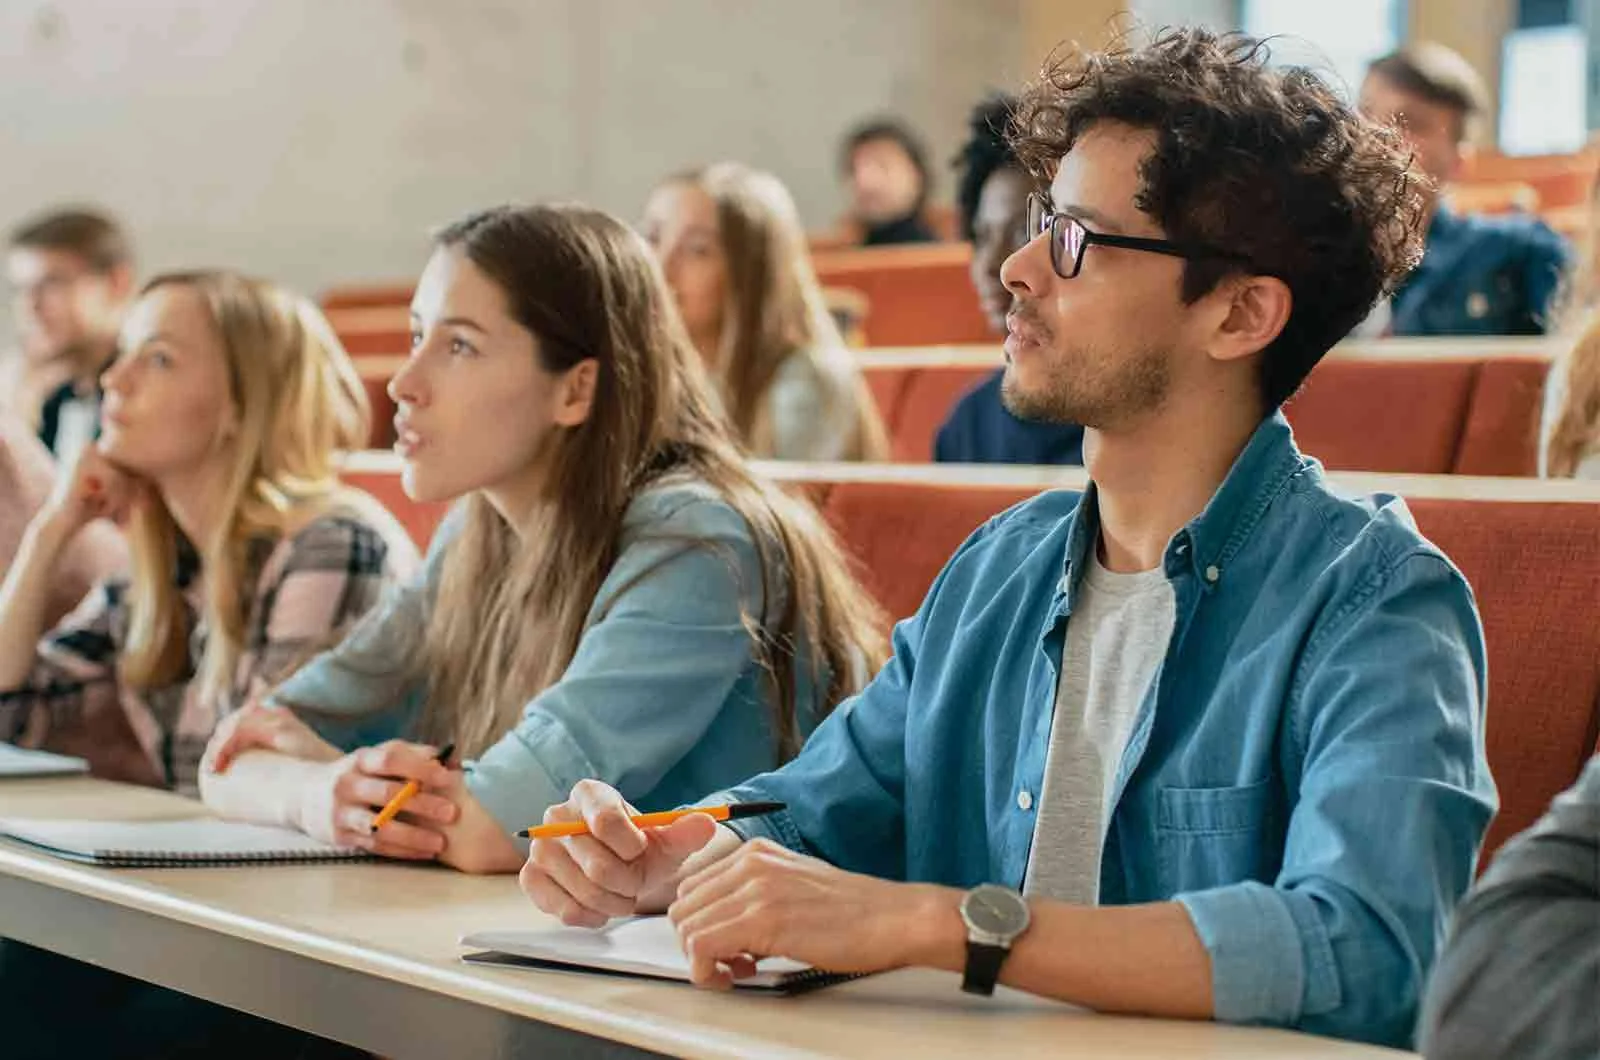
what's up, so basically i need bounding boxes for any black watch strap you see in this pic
[961,940,1009,996]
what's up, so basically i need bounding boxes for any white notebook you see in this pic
[461,915,859,994]
[0,744,90,779]
[0,817,370,868]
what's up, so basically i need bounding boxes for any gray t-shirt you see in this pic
[1023,552,1176,904]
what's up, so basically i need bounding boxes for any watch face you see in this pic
[962,884,1030,937]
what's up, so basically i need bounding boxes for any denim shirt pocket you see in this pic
[1155,778,1283,895]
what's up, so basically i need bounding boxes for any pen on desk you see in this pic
[369,742,455,833]
[516,801,787,840]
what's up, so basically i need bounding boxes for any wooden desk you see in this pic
[0,777,1411,1059]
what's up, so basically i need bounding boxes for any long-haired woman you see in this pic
[0,271,417,791]
[201,204,888,874]
[641,163,888,461]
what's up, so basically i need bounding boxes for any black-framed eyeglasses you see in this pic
[1026,193,1248,280]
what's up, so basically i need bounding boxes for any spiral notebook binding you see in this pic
[92,848,371,869]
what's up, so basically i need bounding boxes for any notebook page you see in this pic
[0,817,357,859]
[0,745,89,778]
[463,915,813,988]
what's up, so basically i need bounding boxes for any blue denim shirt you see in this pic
[269,478,822,832]
[1391,207,1570,336]
[720,413,1497,1047]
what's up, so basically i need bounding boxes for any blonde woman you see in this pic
[0,271,419,791]
[641,163,888,461]
[200,204,888,875]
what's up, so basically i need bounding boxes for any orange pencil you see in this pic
[370,742,455,833]
[516,801,786,840]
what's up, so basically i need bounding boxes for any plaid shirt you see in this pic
[1,510,417,795]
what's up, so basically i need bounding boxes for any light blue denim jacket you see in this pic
[270,478,819,831]
[718,413,1497,1048]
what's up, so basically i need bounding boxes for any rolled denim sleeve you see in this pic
[1177,552,1496,1047]
[464,496,772,833]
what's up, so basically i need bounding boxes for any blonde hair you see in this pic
[669,163,888,460]
[120,271,371,701]
[1544,308,1600,477]
[414,205,888,761]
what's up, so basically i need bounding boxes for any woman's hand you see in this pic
[293,740,460,859]
[40,445,144,539]
[202,700,342,775]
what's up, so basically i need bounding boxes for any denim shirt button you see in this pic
[1204,564,1221,584]
[1017,789,1034,812]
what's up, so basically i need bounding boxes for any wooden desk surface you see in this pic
[0,777,1411,1059]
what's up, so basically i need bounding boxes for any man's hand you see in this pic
[519,779,727,927]
[667,838,964,988]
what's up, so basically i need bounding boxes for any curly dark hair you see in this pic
[953,94,1022,240]
[1012,27,1426,408]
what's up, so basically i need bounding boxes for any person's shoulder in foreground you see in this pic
[1419,754,1600,1060]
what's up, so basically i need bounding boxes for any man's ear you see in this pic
[553,359,598,427]
[1209,275,1292,366]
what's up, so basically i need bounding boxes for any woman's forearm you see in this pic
[0,516,71,689]
[199,751,328,831]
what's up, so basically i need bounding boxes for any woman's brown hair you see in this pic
[415,204,887,759]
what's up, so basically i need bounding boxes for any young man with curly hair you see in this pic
[518,29,1497,1048]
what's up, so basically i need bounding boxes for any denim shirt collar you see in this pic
[1057,411,1309,608]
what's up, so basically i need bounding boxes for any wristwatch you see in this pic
[959,884,1031,996]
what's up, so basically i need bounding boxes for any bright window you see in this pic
[1498,24,1588,155]
[1240,0,1407,101]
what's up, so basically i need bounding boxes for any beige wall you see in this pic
[0,0,1023,308]
[1409,0,1515,145]
[1018,0,1128,74]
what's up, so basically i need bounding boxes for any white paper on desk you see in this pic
[0,816,369,867]
[0,744,89,778]
[462,915,840,991]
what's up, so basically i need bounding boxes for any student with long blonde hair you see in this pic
[0,270,417,789]
[0,270,416,1060]
[641,163,888,461]
[200,203,888,875]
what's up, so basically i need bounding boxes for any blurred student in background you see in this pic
[5,207,136,464]
[1357,44,1569,336]
[840,117,939,246]
[642,163,887,461]
[934,94,1085,465]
